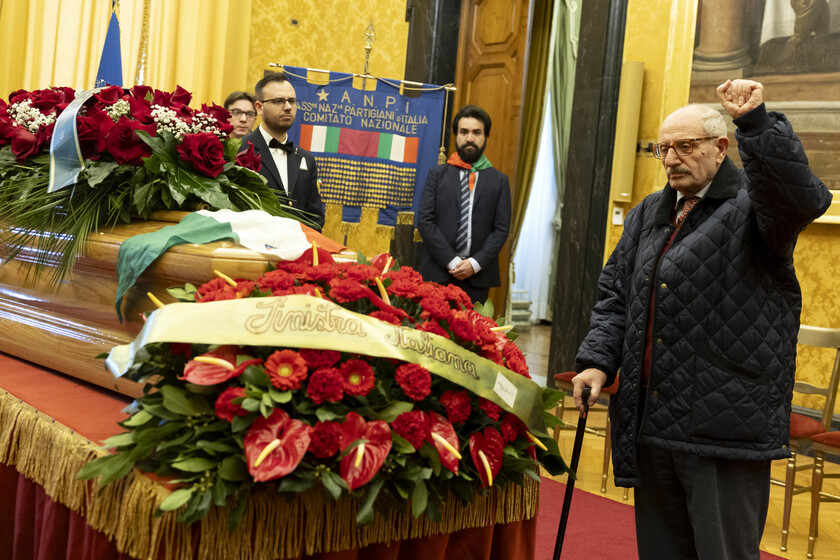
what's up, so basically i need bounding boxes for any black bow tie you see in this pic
[269,138,294,154]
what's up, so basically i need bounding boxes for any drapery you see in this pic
[0,0,250,108]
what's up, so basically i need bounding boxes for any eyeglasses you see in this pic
[261,97,297,107]
[229,109,256,118]
[651,137,717,159]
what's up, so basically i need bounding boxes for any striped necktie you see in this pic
[455,170,471,256]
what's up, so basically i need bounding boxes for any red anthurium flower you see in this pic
[370,253,394,275]
[469,427,505,488]
[244,409,312,482]
[426,412,461,474]
[339,412,392,491]
[183,345,263,385]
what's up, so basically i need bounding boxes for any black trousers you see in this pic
[635,444,771,560]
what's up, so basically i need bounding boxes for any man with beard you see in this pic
[239,72,324,230]
[571,80,831,559]
[417,105,511,303]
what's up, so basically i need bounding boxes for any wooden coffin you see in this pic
[0,211,286,398]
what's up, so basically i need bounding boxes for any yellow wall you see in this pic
[612,1,839,411]
[246,0,409,93]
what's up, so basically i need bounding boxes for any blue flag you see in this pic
[95,5,122,87]
[283,66,446,226]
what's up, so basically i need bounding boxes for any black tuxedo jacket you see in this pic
[239,129,324,231]
[416,164,511,288]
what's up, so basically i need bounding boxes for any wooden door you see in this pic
[453,0,530,313]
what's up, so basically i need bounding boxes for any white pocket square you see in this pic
[299,158,308,171]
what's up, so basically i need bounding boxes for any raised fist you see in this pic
[716,79,764,119]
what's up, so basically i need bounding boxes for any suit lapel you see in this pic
[286,149,301,198]
[250,132,283,191]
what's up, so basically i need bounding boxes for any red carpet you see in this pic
[535,477,786,560]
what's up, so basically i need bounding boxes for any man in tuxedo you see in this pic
[239,72,324,230]
[416,105,511,304]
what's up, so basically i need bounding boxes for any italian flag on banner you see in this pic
[299,124,419,164]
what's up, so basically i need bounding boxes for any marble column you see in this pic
[693,0,752,78]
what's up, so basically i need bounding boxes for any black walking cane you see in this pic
[552,386,591,560]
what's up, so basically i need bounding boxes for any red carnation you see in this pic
[106,116,155,165]
[391,410,430,450]
[449,312,478,344]
[480,344,504,366]
[337,262,378,282]
[275,260,307,275]
[308,420,342,458]
[235,140,262,172]
[306,367,344,404]
[395,363,432,402]
[503,341,530,378]
[340,359,375,397]
[416,320,450,339]
[443,284,474,310]
[387,266,423,284]
[386,278,419,299]
[177,132,226,178]
[370,310,402,325]
[257,269,295,293]
[302,263,339,283]
[328,278,375,303]
[215,386,248,421]
[419,296,452,321]
[479,397,503,420]
[440,389,471,424]
[195,277,236,302]
[299,348,341,369]
[265,349,308,391]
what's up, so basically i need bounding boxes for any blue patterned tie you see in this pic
[455,170,470,256]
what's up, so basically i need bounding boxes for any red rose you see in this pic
[176,132,226,178]
[152,86,192,108]
[440,389,471,424]
[215,386,248,421]
[170,85,192,106]
[299,348,341,369]
[339,359,375,397]
[10,127,41,161]
[235,140,262,172]
[106,116,155,165]
[306,367,344,404]
[29,88,62,112]
[308,420,342,458]
[8,89,33,104]
[131,85,153,101]
[394,363,432,401]
[478,398,502,420]
[93,85,126,107]
[201,102,230,123]
[77,110,114,160]
[265,349,308,391]
[391,410,430,450]
[128,96,153,124]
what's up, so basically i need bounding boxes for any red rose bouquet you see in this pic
[78,250,568,528]
[0,85,290,283]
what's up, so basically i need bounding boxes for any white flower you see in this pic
[6,100,56,133]
[151,104,190,139]
[106,99,130,123]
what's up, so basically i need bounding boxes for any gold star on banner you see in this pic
[317,90,329,101]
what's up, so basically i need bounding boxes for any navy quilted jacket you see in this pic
[575,105,832,487]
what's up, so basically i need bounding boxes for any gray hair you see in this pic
[666,104,727,137]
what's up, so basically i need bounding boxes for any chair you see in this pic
[772,325,840,554]
[795,326,840,558]
[552,371,628,500]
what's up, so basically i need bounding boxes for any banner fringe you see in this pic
[0,390,538,560]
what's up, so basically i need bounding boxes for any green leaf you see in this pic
[356,477,385,526]
[321,470,346,501]
[411,480,428,518]
[121,409,154,427]
[158,487,195,511]
[195,440,239,454]
[171,457,218,472]
[160,385,213,416]
[277,473,316,493]
[166,284,197,302]
[85,161,119,188]
[315,407,345,422]
[224,137,243,162]
[240,365,269,388]
[102,432,135,449]
[267,385,292,404]
[390,433,416,454]
[230,413,256,433]
[218,456,248,481]
[76,454,127,481]
[374,401,413,422]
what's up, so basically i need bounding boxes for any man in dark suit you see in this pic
[239,72,324,231]
[417,105,511,304]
